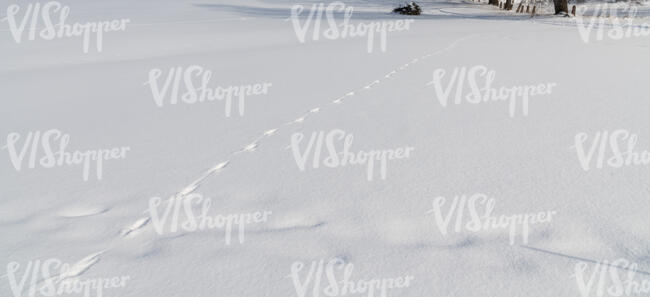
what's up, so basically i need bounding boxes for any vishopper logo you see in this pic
[576,4,650,43]
[2,129,130,181]
[290,129,414,181]
[289,258,414,297]
[2,1,130,53]
[427,65,557,118]
[144,193,272,245]
[427,193,557,245]
[572,129,650,171]
[574,259,650,297]
[5,258,129,297]
[287,2,414,53]
[144,65,273,117]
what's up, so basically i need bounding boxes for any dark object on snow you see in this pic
[505,0,513,10]
[393,2,422,15]
[571,5,576,16]
[553,0,569,14]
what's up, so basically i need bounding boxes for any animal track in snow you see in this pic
[149,35,475,215]
[112,34,476,272]
[178,183,199,196]
[27,251,106,291]
[121,217,150,237]
[364,80,380,89]
[57,205,109,218]
[266,213,326,232]
[56,251,104,281]
[177,161,230,196]
[23,34,477,284]
[243,142,259,152]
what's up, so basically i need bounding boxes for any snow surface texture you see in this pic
[1,0,650,297]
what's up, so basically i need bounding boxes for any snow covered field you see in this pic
[2,0,650,297]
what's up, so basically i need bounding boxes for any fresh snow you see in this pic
[2,0,650,297]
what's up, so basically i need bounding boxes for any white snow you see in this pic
[2,0,650,297]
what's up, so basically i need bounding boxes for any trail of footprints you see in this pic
[60,35,476,278]
[120,34,474,238]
